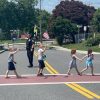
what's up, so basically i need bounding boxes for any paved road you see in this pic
[0,44,100,100]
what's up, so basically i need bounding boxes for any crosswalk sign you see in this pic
[34,25,38,35]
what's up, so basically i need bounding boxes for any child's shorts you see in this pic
[8,62,16,70]
[38,60,45,69]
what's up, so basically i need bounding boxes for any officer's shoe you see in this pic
[27,65,33,68]
[40,73,44,76]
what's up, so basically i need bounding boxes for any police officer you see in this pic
[26,34,34,67]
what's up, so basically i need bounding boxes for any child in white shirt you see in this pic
[37,43,46,76]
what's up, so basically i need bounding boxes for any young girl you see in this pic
[81,49,94,76]
[37,43,46,76]
[5,47,20,78]
[67,49,82,76]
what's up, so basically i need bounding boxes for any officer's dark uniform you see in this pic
[26,37,34,67]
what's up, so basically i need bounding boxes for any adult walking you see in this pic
[26,34,34,67]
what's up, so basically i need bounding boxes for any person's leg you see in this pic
[67,67,71,75]
[75,66,81,75]
[37,68,41,76]
[37,60,41,76]
[90,66,94,76]
[81,66,88,74]
[6,62,10,78]
[37,60,45,76]
[30,51,33,66]
[27,51,33,67]
[40,68,44,76]
[27,50,31,66]
[14,70,20,78]
[5,70,9,78]
[40,60,45,75]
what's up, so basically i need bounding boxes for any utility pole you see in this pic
[77,25,81,43]
[40,0,42,43]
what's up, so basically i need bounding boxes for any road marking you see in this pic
[0,82,91,87]
[34,51,100,99]
[46,67,54,74]
[65,83,93,99]
[45,61,59,74]
[71,83,100,99]
[44,61,93,99]
[0,82,72,86]
[0,74,100,87]
[0,74,100,84]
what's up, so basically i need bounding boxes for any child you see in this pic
[5,47,20,78]
[37,43,46,76]
[81,49,94,76]
[67,49,82,76]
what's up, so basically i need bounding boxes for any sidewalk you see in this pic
[52,46,100,54]
[0,42,100,54]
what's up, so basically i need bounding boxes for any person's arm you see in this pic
[82,55,88,60]
[32,44,34,49]
[10,48,19,55]
[42,46,47,53]
[31,44,34,51]
[74,55,82,61]
[9,53,16,63]
[92,54,94,60]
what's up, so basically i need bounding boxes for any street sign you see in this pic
[43,32,49,39]
[84,26,87,32]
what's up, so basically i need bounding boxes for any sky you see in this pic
[36,0,100,13]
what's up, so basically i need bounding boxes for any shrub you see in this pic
[86,35,100,46]
[56,35,64,45]
[86,38,93,46]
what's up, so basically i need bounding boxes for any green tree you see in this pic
[0,0,37,37]
[12,0,38,8]
[53,0,95,26]
[0,0,7,8]
[91,8,100,33]
[51,17,77,45]
[35,9,51,34]
[0,0,51,40]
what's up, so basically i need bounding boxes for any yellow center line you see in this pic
[46,66,54,74]
[71,83,100,99]
[34,51,100,99]
[45,61,59,74]
[45,61,100,99]
[65,83,93,99]
[44,61,94,99]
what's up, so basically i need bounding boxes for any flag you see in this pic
[43,32,49,39]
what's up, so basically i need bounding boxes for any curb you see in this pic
[7,43,26,45]
[52,46,100,54]
[1,43,100,54]
[0,50,5,54]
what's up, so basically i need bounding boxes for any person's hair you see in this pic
[28,34,32,39]
[71,49,76,55]
[8,46,13,51]
[9,47,17,51]
[38,42,42,48]
[9,48,12,51]
[88,49,92,57]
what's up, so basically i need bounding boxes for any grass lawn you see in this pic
[63,42,100,52]
[0,39,26,44]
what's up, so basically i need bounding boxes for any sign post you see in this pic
[84,26,87,40]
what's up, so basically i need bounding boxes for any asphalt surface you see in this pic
[0,44,100,100]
